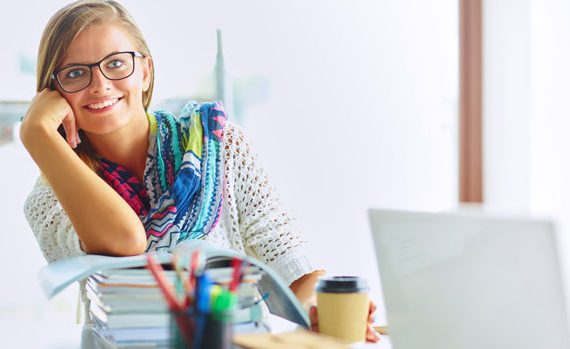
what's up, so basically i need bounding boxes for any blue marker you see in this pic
[195,273,213,313]
[192,273,213,349]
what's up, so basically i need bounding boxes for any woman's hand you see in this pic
[309,299,381,343]
[21,88,80,148]
[290,270,326,308]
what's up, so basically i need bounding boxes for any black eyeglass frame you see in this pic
[51,51,144,93]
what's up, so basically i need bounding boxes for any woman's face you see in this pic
[56,24,151,136]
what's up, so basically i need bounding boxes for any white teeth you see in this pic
[87,98,119,110]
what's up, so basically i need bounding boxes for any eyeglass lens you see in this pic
[57,52,135,93]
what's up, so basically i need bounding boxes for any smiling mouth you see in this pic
[85,97,123,110]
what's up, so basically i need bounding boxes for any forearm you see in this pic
[21,123,147,256]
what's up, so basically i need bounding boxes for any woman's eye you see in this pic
[107,59,125,69]
[66,69,85,79]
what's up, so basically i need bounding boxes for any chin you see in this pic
[76,99,145,136]
[79,117,131,135]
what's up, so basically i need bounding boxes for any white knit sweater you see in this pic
[23,123,314,287]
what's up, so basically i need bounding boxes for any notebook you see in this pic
[368,208,570,349]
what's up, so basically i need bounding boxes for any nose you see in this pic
[88,66,112,94]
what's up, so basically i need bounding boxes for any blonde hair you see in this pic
[37,0,154,169]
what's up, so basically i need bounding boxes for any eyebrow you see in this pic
[58,50,125,70]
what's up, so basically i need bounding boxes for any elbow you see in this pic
[82,226,147,256]
[118,233,147,256]
[113,226,147,256]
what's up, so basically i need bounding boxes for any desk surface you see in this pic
[79,315,392,348]
[0,287,391,348]
[0,296,391,348]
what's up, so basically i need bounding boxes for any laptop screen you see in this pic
[369,209,569,349]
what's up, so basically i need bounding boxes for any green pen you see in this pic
[211,289,237,319]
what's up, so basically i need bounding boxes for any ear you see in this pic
[141,56,152,92]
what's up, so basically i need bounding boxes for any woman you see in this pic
[21,0,378,342]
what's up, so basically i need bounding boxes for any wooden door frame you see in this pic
[459,0,483,203]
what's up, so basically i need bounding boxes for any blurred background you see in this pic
[2,0,568,347]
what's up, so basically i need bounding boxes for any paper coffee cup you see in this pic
[316,276,369,343]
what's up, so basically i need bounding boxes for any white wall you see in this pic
[484,0,570,316]
[483,0,531,211]
[166,0,458,318]
[241,1,459,319]
[529,0,570,311]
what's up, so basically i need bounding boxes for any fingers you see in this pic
[25,88,77,134]
[310,303,380,342]
[62,118,71,147]
[366,324,381,343]
[309,305,319,332]
[365,300,381,342]
[63,115,77,148]
[59,93,79,149]
[368,300,377,323]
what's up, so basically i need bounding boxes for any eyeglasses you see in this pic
[51,51,144,93]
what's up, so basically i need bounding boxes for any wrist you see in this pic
[20,119,63,150]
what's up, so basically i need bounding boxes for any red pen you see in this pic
[147,255,193,346]
[229,257,242,292]
[146,254,184,312]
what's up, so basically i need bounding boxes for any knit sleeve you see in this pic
[23,177,85,263]
[223,123,317,286]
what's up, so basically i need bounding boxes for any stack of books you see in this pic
[87,264,265,348]
[37,240,311,348]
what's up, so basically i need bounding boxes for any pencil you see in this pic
[189,250,201,290]
[172,255,193,307]
[374,325,388,335]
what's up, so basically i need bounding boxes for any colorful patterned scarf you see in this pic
[97,101,227,252]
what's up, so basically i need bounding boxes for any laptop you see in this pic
[368,208,570,349]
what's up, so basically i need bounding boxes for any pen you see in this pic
[195,273,213,313]
[229,257,242,292]
[211,288,237,315]
[189,249,201,291]
[241,292,269,308]
[192,273,213,349]
[147,255,193,346]
[146,254,183,312]
[209,284,223,308]
[374,325,388,335]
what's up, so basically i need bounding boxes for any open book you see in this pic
[38,240,310,328]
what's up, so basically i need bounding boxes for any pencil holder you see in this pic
[170,309,233,349]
